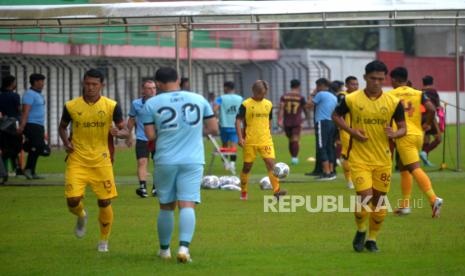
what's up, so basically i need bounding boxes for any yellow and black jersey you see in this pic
[61,96,123,167]
[335,90,405,166]
[236,98,273,146]
[388,86,429,136]
[337,91,353,156]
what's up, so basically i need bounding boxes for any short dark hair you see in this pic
[155,67,178,84]
[224,81,235,90]
[290,79,300,89]
[83,69,105,83]
[345,76,357,84]
[180,77,189,87]
[365,60,388,75]
[1,74,16,90]
[422,75,434,86]
[315,78,330,87]
[329,80,344,93]
[390,67,408,82]
[29,73,45,86]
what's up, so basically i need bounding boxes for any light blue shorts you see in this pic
[154,164,203,204]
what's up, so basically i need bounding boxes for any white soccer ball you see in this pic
[273,162,290,179]
[219,184,241,191]
[259,176,272,190]
[219,176,240,187]
[201,175,220,189]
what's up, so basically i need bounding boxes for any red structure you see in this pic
[377,51,464,92]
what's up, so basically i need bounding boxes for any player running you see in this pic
[278,79,308,165]
[388,67,443,217]
[142,67,218,263]
[58,69,126,252]
[332,60,406,253]
[235,80,287,200]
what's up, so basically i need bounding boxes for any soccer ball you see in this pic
[201,175,220,189]
[219,184,241,191]
[273,162,290,179]
[218,176,240,187]
[259,176,272,190]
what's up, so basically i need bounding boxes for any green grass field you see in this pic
[1,127,465,275]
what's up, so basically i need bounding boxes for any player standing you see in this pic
[58,69,126,252]
[142,67,218,263]
[420,75,442,166]
[213,81,243,172]
[337,76,359,189]
[278,79,307,165]
[126,79,157,198]
[235,80,287,200]
[388,67,443,217]
[332,60,406,252]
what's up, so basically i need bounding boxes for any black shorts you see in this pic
[284,125,302,138]
[23,123,46,152]
[135,139,155,159]
[315,120,336,162]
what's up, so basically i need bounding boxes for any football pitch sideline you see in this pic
[0,130,464,275]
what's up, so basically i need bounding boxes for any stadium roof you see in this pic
[0,0,463,33]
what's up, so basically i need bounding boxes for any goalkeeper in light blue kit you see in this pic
[142,67,218,263]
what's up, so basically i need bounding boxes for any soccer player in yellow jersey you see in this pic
[388,67,443,217]
[332,60,407,252]
[58,69,126,252]
[337,76,359,189]
[235,80,287,200]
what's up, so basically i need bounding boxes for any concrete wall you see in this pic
[415,26,465,57]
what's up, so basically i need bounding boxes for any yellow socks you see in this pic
[68,201,85,218]
[400,170,413,208]
[354,205,368,232]
[267,171,280,193]
[368,207,387,241]
[240,172,249,193]
[99,205,114,241]
[342,159,351,182]
[411,168,437,205]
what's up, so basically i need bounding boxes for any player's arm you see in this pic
[385,102,406,139]
[332,97,368,142]
[144,123,156,141]
[305,89,317,109]
[204,115,219,136]
[110,104,128,138]
[17,103,31,134]
[58,105,74,153]
[235,104,246,147]
[422,94,436,131]
[125,117,136,147]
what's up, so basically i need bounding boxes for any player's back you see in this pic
[144,91,212,165]
[218,94,243,128]
[280,92,305,127]
[388,86,423,136]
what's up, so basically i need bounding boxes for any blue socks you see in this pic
[157,209,174,249]
[179,207,196,246]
